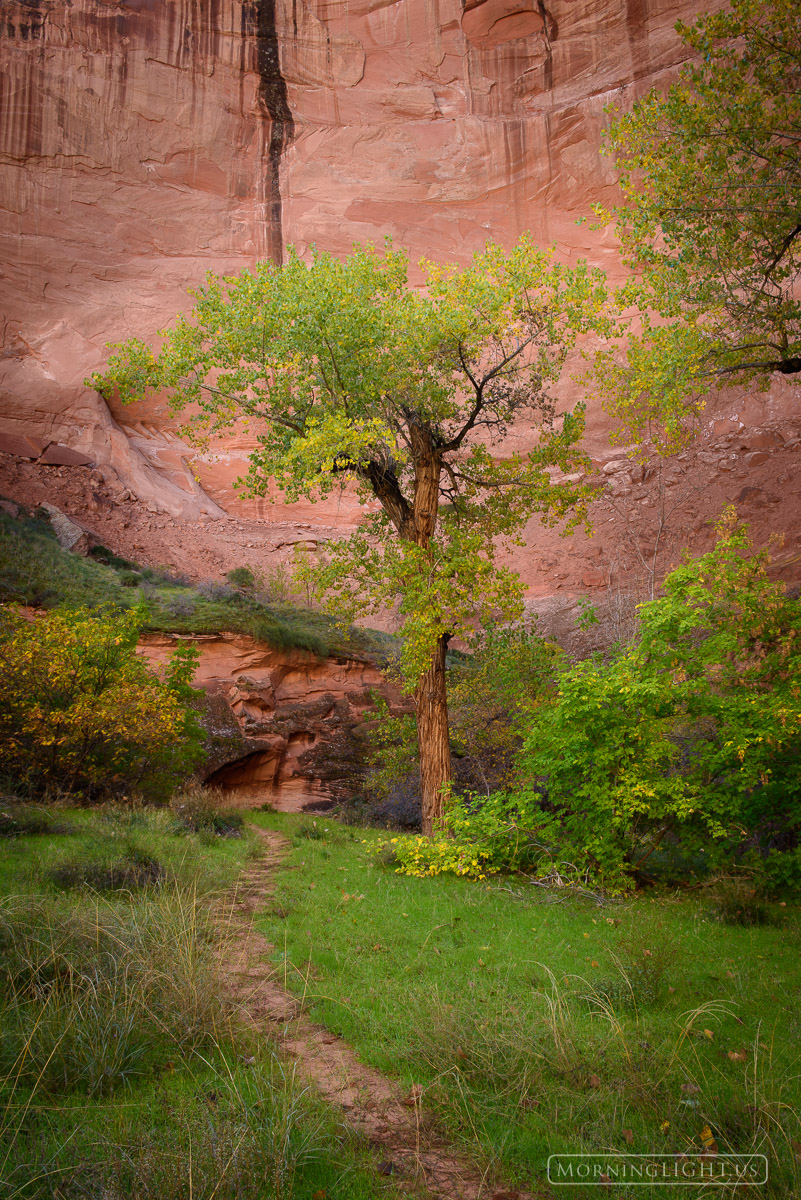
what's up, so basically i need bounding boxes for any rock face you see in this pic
[1,0,703,505]
[1,0,799,597]
[138,632,400,808]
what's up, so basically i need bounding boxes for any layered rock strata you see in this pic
[2,0,705,511]
[139,631,400,809]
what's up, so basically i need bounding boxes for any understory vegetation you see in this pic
[0,505,391,661]
[368,513,801,896]
[0,802,405,1200]
[252,810,801,1199]
[0,605,204,803]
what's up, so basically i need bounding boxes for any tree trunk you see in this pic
[415,633,451,836]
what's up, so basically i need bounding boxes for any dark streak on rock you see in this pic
[537,0,557,90]
[249,0,294,264]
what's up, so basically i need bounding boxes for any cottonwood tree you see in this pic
[93,238,609,834]
[592,0,801,450]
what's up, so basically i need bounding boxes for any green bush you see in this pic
[0,606,205,802]
[449,623,562,791]
[523,511,801,891]
[379,788,560,879]
[226,565,257,591]
[388,513,801,892]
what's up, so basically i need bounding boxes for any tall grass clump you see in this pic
[0,887,226,1098]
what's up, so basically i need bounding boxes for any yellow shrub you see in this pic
[0,606,203,801]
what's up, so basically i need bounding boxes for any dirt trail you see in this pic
[218,827,541,1200]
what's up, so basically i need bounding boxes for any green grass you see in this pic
[0,507,393,661]
[250,812,801,1199]
[3,1054,405,1200]
[0,804,406,1199]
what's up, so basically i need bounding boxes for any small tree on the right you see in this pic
[592,0,801,451]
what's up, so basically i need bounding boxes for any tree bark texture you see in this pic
[415,633,451,836]
[367,427,452,836]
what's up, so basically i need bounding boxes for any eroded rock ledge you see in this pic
[139,631,401,810]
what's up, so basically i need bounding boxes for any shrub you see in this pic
[0,607,205,802]
[710,879,778,927]
[170,784,244,836]
[378,787,558,880]
[387,514,801,892]
[227,565,258,591]
[162,592,197,618]
[523,511,801,891]
[196,579,237,602]
[449,623,562,792]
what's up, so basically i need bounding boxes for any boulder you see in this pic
[38,502,92,555]
[38,443,95,467]
[0,432,50,460]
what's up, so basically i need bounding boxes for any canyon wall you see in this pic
[1,0,702,503]
[1,0,799,596]
[139,631,400,808]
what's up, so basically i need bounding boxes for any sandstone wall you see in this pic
[1,0,703,513]
[2,0,798,596]
[138,631,400,808]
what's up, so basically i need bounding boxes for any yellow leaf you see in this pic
[700,1125,719,1154]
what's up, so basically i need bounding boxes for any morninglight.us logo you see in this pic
[547,1153,768,1187]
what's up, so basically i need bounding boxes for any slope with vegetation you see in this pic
[0,503,392,662]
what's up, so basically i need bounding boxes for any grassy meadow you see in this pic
[250,811,801,1199]
[0,802,406,1200]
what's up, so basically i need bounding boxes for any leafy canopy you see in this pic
[524,511,801,890]
[592,0,801,450]
[94,239,610,685]
[0,607,204,801]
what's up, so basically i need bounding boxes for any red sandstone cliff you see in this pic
[0,0,701,496]
[139,630,400,809]
[1,0,799,597]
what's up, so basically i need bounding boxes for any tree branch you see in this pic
[443,336,538,452]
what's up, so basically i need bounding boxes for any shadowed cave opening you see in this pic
[205,742,334,813]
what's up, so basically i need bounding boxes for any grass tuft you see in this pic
[0,802,74,839]
[50,852,166,891]
[170,784,245,838]
[710,879,780,927]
